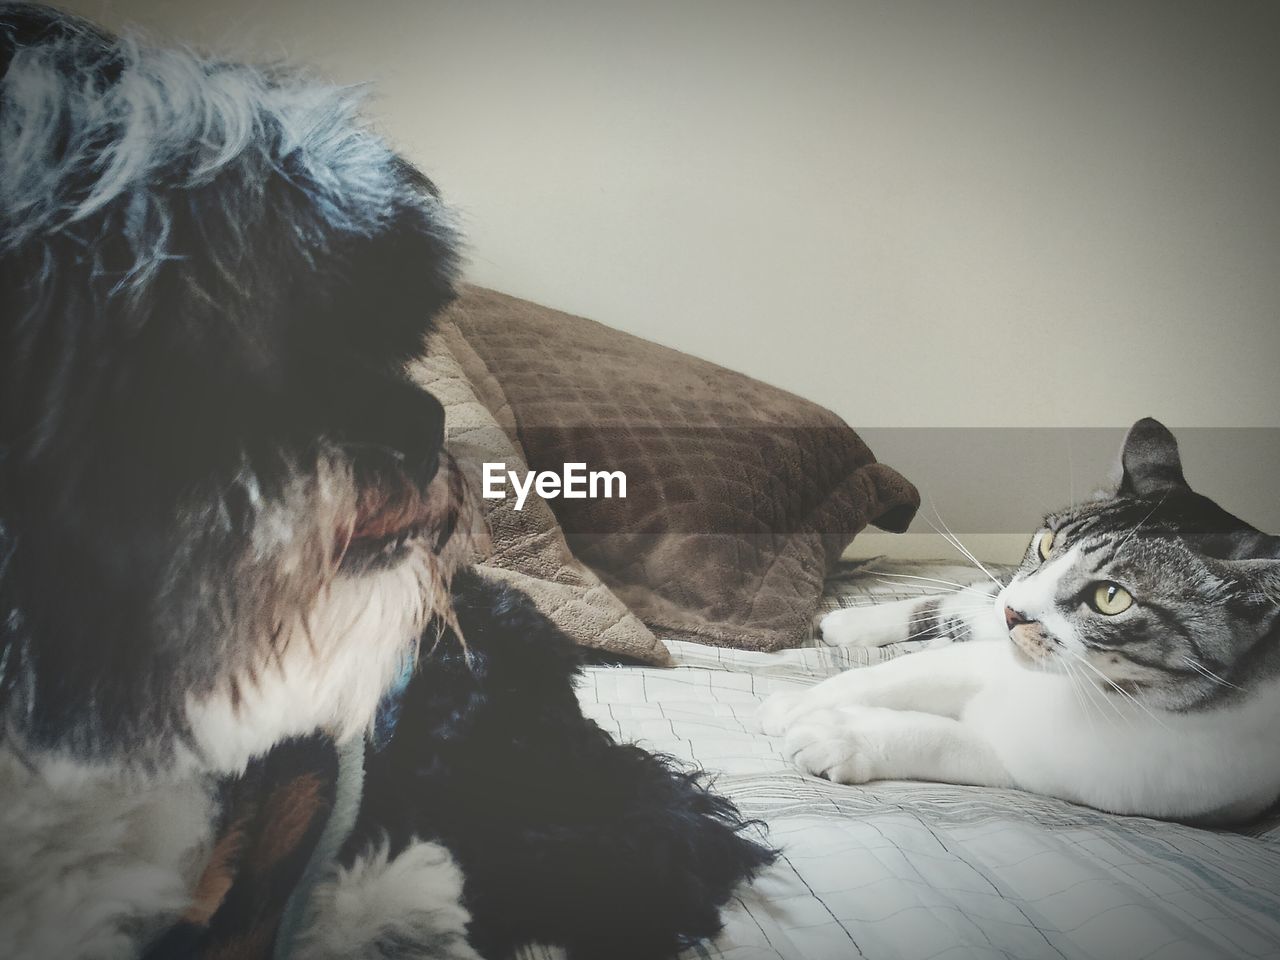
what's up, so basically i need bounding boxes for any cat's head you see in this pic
[997,418,1280,710]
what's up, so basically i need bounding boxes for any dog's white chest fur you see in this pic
[0,742,479,960]
[0,745,216,959]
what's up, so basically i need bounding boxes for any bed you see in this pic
[537,559,1280,960]
[421,291,1280,958]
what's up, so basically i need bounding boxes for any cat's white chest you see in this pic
[964,668,1124,803]
[965,663,1280,821]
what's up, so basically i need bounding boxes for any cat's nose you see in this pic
[1004,606,1032,630]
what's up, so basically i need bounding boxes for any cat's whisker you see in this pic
[1065,664,1094,732]
[1065,428,1077,511]
[862,593,995,619]
[923,502,1002,581]
[920,507,1005,589]
[898,612,985,644]
[1112,492,1170,557]
[1063,658,1107,729]
[871,571,995,598]
[866,591,995,612]
[1064,649,1169,730]
[871,585,973,600]
[898,618,966,644]
[867,594,994,616]
[821,606,944,641]
[828,598,993,614]
[1066,652,1137,718]
[1057,647,1128,725]
[901,609,989,627]
[827,610,986,636]
[1066,656,1126,728]
[871,571,977,590]
[1077,672,1121,730]
[897,625,940,644]
[1181,657,1241,691]
[1062,659,1100,734]
[923,517,984,572]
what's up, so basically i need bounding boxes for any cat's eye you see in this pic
[1037,530,1055,561]
[1091,582,1133,616]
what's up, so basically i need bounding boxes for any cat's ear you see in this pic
[1116,417,1188,497]
[1226,556,1280,602]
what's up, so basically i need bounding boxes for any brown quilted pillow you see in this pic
[433,286,919,652]
[409,321,671,665]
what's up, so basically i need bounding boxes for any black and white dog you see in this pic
[0,5,772,958]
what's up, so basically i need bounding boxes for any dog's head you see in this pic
[0,4,473,771]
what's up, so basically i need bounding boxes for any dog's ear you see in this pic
[1,5,122,448]
[314,155,461,367]
[1,13,458,454]
[1,4,115,81]
[1,4,64,79]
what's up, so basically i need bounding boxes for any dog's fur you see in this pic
[0,5,771,957]
[356,570,775,960]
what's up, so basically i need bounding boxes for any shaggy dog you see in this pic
[0,5,773,958]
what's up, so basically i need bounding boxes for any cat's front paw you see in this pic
[757,690,809,737]
[783,707,890,784]
[819,607,900,647]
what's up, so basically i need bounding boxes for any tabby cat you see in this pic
[759,418,1280,824]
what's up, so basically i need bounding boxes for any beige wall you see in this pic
[60,0,1280,559]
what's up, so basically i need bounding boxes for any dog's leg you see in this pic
[293,840,479,960]
[355,569,774,960]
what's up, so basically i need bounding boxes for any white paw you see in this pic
[782,706,893,785]
[296,839,481,960]
[757,690,811,737]
[819,607,897,647]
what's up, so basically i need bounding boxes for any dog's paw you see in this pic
[295,840,481,960]
[819,607,900,647]
[757,690,811,737]
[782,706,893,784]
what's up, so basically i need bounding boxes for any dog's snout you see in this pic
[336,372,445,484]
[385,387,445,483]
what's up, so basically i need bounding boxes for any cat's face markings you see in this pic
[1000,544,1086,669]
[1006,492,1277,709]
[991,420,1279,711]
[1004,513,1190,692]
